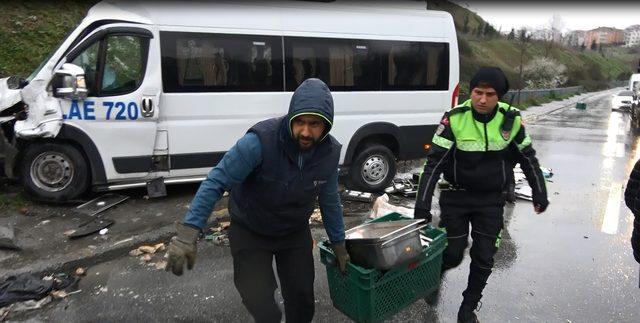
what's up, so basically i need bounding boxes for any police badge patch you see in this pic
[436,124,445,136]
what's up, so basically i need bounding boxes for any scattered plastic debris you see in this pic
[76,193,129,216]
[341,190,374,203]
[75,267,86,276]
[99,228,108,235]
[0,225,20,251]
[370,194,414,219]
[309,208,322,224]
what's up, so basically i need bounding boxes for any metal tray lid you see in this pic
[345,219,425,241]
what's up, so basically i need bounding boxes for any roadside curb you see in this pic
[0,223,175,283]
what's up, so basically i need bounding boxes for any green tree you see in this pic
[580,42,586,52]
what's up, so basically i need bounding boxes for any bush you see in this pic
[523,57,568,89]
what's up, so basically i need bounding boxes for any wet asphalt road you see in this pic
[11,89,640,322]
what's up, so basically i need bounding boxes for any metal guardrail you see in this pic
[501,86,584,104]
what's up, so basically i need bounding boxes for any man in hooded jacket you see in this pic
[165,78,349,323]
[415,67,549,322]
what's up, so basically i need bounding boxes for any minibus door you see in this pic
[52,24,164,180]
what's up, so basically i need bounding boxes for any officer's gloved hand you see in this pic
[533,197,549,214]
[166,223,199,276]
[414,208,433,223]
[330,242,350,274]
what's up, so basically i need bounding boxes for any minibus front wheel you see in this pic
[348,144,396,192]
[20,142,90,202]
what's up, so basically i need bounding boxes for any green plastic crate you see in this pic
[319,213,446,323]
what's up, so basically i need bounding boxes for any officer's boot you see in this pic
[457,265,491,322]
[457,302,480,323]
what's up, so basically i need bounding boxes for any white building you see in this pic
[625,25,640,47]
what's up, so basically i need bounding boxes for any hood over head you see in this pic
[287,78,334,141]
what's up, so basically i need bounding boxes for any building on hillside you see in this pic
[565,30,586,47]
[585,27,624,47]
[625,25,640,47]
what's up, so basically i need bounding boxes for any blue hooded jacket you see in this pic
[182,78,345,243]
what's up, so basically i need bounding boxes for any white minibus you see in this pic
[0,0,459,201]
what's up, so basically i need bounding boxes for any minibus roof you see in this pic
[87,0,454,39]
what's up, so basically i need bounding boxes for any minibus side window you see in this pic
[160,31,283,92]
[285,37,380,91]
[101,35,147,96]
[382,41,449,91]
[70,41,100,96]
[284,37,448,92]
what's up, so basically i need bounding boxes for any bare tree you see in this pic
[541,14,564,58]
[516,28,531,104]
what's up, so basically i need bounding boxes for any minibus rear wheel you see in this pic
[348,144,396,192]
[21,142,90,202]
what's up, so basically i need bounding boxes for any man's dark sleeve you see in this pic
[415,112,455,213]
[624,158,640,263]
[510,121,548,208]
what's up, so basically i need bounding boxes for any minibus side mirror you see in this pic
[51,63,88,101]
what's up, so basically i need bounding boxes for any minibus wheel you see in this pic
[20,143,90,202]
[349,144,396,192]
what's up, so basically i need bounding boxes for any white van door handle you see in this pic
[141,98,154,117]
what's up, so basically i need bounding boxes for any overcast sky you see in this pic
[454,1,640,32]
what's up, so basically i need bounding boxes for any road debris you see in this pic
[141,254,152,262]
[309,208,322,224]
[67,218,115,240]
[76,193,129,216]
[341,190,374,203]
[75,267,86,276]
[0,225,20,251]
[129,249,144,257]
[370,194,414,219]
[204,221,231,246]
[99,228,108,235]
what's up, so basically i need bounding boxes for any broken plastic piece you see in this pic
[67,218,115,240]
[76,193,129,216]
[341,190,374,203]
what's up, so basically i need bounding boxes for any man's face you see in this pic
[470,86,499,114]
[291,114,326,150]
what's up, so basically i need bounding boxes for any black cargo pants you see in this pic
[228,221,315,323]
[438,190,504,307]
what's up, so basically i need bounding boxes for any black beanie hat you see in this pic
[470,67,510,98]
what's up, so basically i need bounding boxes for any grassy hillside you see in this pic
[429,0,636,96]
[0,0,95,78]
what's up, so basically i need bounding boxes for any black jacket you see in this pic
[624,158,640,263]
[229,78,341,237]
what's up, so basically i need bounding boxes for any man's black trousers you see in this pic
[228,221,315,323]
[438,190,505,307]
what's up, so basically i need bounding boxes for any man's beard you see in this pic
[296,134,317,150]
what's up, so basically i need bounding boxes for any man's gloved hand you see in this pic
[414,208,433,223]
[166,223,200,276]
[330,242,350,274]
[533,198,549,214]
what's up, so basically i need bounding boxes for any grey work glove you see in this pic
[330,242,350,274]
[166,223,199,276]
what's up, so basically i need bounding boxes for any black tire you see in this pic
[20,142,90,202]
[348,144,396,192]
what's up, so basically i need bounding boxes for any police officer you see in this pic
[624,159,640,264]
[415,67,549,322]
[165,78,349,323]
